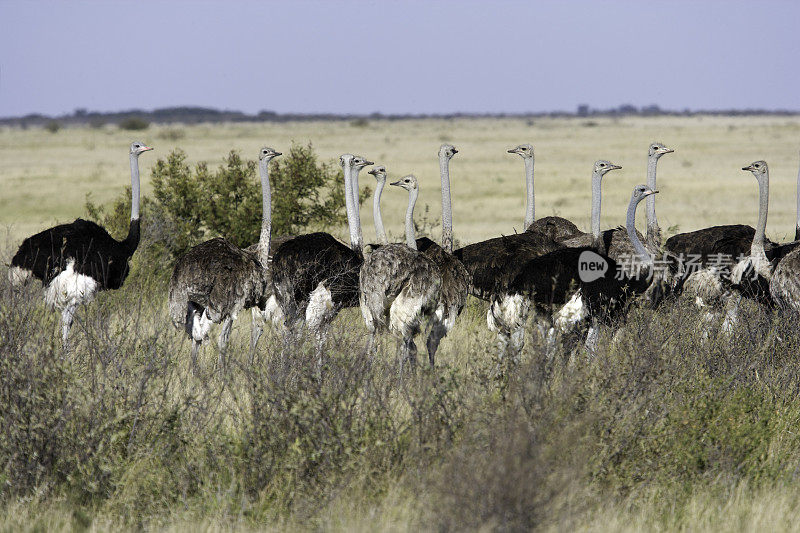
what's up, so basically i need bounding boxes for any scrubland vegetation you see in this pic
[4,116,800,531]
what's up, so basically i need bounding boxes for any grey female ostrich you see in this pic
[271,154,372,360]
[507,143,580,240]
[414,144,470,364]
[168,147,281,371]
[360,175,441,366]
[9,141,152,350]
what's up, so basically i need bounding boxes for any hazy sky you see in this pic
[1,0,799,117]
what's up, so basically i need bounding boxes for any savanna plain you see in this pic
[2,116,800,531]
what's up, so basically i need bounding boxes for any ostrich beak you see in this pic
[364,159,374,166]
[742,165,753,171]
[273,151,282,156]
[142,145,153,152]
[662,148,674,154]
[610,164,622,170]
[390,180,403,187]
[507,148,518,154]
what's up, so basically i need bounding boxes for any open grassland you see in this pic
[4,116,800,532]
[3,115,800,246]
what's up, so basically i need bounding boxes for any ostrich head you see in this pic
[648,142,674,158]
[594,160,622,176]
[368,165,387,181]
[130,141,153,156]
[439,144,458,160]
[259,147,282,161]
[631,184,659,203]
[742,160,768,179]
[507,143,534,159]
[340,154,374,170]
[390,174,418,191]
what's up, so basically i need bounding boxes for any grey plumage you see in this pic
[360,174,442,366]
[168,147,280,371]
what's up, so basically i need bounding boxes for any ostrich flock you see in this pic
[9,140,800,371]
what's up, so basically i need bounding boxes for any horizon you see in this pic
[1,0,799,117]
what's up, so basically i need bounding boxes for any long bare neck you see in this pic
[752,173,769,259]
[343,163,360,251]
[626,196,653,266]
[256,158,272,266]
[405,187,419,250]
[795,151,800,241]
[121,153,141,253]
[352,166,364,249]
[524,156,535,228]
[645,155,661,247]
[590,171,602,243]
[373,178,387,244]
[439,155,453,253]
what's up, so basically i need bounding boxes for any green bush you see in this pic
[86,143,370,265]
[119,117,150,131]
[45,120,61,133]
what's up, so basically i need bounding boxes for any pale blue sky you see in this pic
[1,0,798,117]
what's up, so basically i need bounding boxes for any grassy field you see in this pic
[3,117,800,532]
[3,115,800,246]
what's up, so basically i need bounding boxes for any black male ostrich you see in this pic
[9,141,152,349]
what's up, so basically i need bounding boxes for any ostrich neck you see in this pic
[351,166,364,250]
[795,152,800,241]
[372,178,387,244]
[129,153,140,221]
[440,156,453,253]
[343,162,360,251]
[121,153,141,253]
[524,157,535,228]
[590,171,602,243]
[405,187,419,250]
[256,158,272,266]
[751,174,769,259]
[646,156,661,246]
[626,196,653,266]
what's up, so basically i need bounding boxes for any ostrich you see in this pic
[9,141,153,350]
[168,147,281,371]
[271,153,372,361]
[487,160,622,357]
[360,174,441,366]
[498,184,670,359]
[414,144,470,364]
[507,143,580,240]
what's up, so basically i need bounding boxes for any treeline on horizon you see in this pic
[2,103,799,128]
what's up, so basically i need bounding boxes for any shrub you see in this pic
[85,143,370,267]
[45,120,61,133]
[119,117,150,131]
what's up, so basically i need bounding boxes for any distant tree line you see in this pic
[3,104,799,129]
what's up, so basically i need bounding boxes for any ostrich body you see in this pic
[10,141,152,349]
[507,143,580,240]
[360,175,441,366]
[271,154,372,354]
[168,147,280,370]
